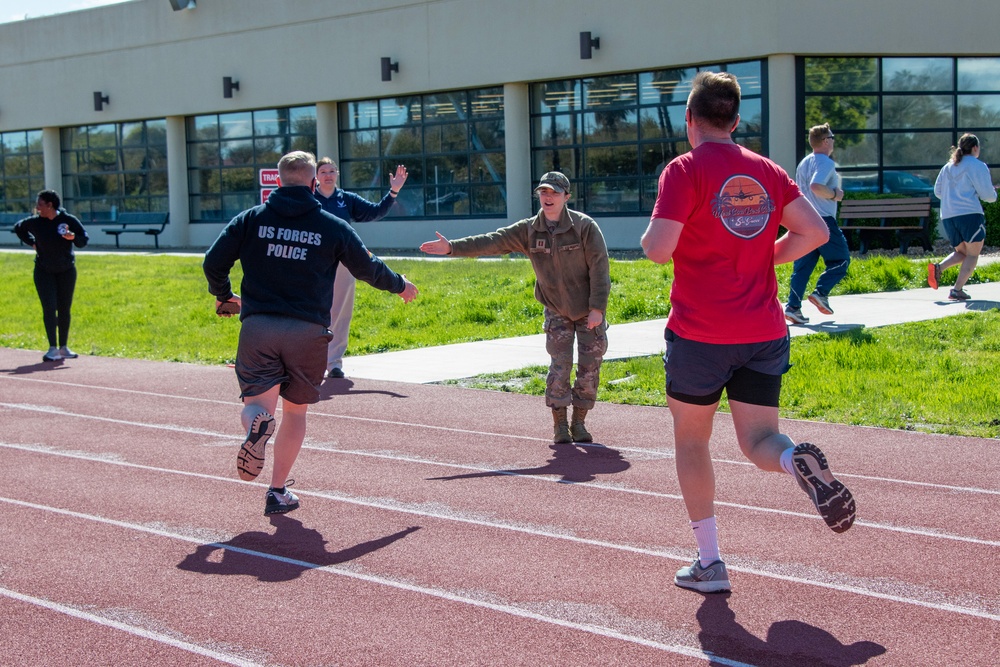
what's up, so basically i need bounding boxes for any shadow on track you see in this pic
[695,595,886,666]
[427,442,630,484]
[177,516,420,582]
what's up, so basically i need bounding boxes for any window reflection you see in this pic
[804,56,1000,196]
[0,129,45,213]
[186,106,316,223]
[531,60,765,214]
[339,87,506,218]
[60,120,168,222]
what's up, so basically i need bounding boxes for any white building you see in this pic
[1,0,997,249]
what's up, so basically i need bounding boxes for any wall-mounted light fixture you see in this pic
[168,0,196,10]
[381,57,399,82]
[93,92,109,111]
[223,76,239,98]
[580,31,600,59]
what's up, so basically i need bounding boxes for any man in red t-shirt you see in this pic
[641,71,856,593]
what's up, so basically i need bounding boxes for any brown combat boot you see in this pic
[552,407,571,444]
[570,407,592,443]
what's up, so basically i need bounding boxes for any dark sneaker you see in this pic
[792,443,856,533]
[264,480,299,515]
[674,559,731,593]
[949,288,970,301]
[927,262,941,290]
[326,367,345,379]
[784,307,809,325]
[808,291,834,315]
[237,411,274,481]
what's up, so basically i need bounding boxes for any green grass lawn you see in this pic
[1,249,998,437]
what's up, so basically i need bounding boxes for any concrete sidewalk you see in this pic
[343,281,1000,383]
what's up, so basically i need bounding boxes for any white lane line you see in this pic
[0,498,752,667]
[1,403,999,547]
[3,442,1000,622]
[0,586,264,667]
[1,391,997,497]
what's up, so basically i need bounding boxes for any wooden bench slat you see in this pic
[838,196,933,254]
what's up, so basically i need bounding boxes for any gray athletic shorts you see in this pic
[663,328,791,407]
[235,314,333,405]
[942,213,986,247]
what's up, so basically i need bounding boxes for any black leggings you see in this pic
[33,265,77,348]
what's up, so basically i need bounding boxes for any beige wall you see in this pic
[1,0,995,248]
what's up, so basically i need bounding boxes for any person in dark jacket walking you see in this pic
[14,190,89,362]
[204,151,418,516]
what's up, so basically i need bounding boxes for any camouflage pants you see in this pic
[543,308,609,409]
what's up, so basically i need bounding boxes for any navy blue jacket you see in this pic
[203,186,404,327]
[314,188,395,224]
[14,211,89,273]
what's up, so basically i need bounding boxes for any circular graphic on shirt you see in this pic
[712,175,775,239]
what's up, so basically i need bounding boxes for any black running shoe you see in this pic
[793,443,856,533]
[264,481,299,515]
[237,412,274,481]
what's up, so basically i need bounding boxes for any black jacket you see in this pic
[14,211,89,273]
[203,186,404,327]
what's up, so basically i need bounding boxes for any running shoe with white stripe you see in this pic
[793,442,856,533]
[674,559,731,593]
[264,481,299,515]
[237,411,274,481]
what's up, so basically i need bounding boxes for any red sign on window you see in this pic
[259,169,279,187]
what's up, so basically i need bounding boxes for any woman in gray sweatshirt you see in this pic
[929,133,998,300]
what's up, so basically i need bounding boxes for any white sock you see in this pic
[691,516,720,566]
[779,447,797,476]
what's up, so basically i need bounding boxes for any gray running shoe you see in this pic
[674,559,731,593]
[793,443,856,533]
[238,411,274,481]
[784,307,809,325]
[264,480,299,515]
[948,288,970,301]
[808,291,834,315]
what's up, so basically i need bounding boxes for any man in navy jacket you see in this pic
[204,150,418,515]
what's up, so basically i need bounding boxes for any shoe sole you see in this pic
[808,294,834,315]
[793,443,856,533]
[237,412,274,481]
[928,263,939,290]
[264,500,299,516]
[674,577,731,593]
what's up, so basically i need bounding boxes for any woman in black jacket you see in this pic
[14,190,89,362]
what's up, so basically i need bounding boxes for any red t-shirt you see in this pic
[651,142,803,344]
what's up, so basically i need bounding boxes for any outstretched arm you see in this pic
[420,231,452,255]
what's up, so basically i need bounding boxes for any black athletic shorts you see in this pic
[663,327,790,407]
[235,314,333,405]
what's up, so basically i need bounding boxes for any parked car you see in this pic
[841,170,939,203]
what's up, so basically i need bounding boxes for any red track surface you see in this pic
[2,347,997,666]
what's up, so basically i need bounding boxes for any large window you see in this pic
[61,121,168,223]
[338,87,506,218]
[801,57,1000,196]
[0,130,45,213]
[187,107,316,223]
[530,60,766,215]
